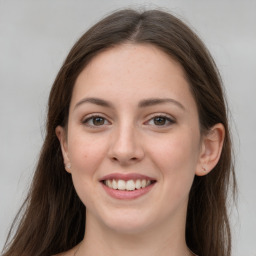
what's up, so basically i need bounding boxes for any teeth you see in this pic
[126,180,135,191]
[104,179,153,191]
[112,179,117,189]
[117,180,126,190]
[135,179,141,189]
[106,180,112,187]
[141,179,146,188]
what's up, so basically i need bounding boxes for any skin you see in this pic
[56,43,225,256]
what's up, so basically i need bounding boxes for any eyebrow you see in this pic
[74,97,185,110]
[74,97,114,109]
[138,98,185,110]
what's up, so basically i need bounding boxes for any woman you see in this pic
[2,8,236,256]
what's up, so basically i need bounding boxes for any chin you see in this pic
[98,209,156,235]
[106,221,151,235]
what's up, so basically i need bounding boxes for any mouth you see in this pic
[102,179,155,191]
[100,173,156,200]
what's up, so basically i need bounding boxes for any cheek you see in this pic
[148,130,200,191]
[67,132,109,206]
[152,132,199,168]
[67,131,109,177]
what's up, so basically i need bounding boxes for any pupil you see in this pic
[154,117,166,125]
[93,117,104,125]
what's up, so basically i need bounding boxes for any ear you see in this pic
[55,126,72,173]
[196,123,225,176]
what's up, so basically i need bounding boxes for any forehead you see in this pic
[71,43,196,111]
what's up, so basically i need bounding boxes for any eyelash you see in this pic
[81,114,175,128]
[145,114,175,127]
[82,115,111,128]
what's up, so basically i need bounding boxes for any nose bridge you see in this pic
[109,119,144,164]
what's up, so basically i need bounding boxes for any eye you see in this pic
[82,115,110,127]
[146,115,175,127]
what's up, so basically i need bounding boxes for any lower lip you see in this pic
[102,182,155,200]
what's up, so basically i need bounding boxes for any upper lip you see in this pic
[100,173,156,181]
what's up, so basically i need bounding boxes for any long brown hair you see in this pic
[2,9,236,256]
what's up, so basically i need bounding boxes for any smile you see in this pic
[103,179,153,191]
[100,173,157,199]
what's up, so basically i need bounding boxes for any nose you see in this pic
[108,123,145,166]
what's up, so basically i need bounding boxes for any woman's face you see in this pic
[57,44,205,234]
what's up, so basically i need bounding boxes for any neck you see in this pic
[77,210,192,256]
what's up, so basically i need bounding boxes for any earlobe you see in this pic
[55,126,71,173]
[196,123,225,176]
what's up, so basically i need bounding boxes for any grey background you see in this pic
[0,1,255,255]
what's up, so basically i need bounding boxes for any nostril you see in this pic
[111,156,138,163]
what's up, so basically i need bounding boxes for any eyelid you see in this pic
[145,112,175,121]
[81,112,175,128]
[144,113,176,126]
[81,113,112,127]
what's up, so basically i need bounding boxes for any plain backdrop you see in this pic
[0,1,255,255]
